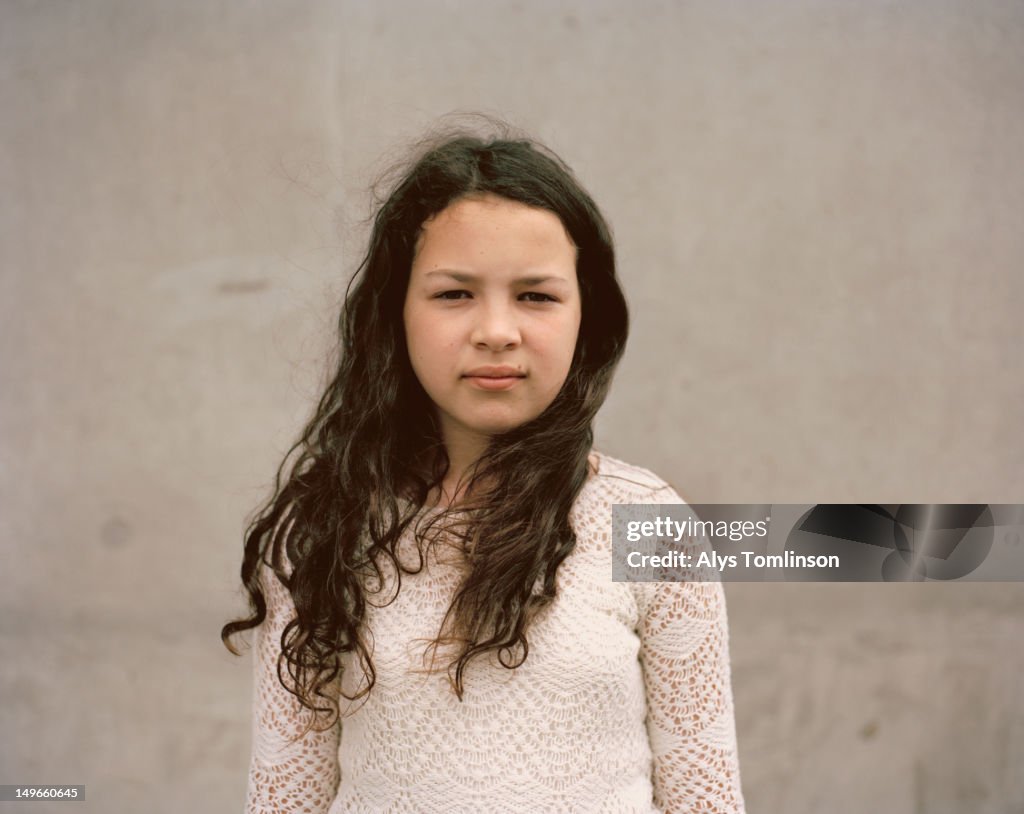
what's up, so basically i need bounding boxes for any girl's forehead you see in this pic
[413,194,576,265]
[424,193,552,229]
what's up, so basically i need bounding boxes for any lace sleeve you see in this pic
[246,558,341,813]
[636,486,746,813]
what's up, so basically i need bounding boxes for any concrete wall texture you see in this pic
[1,1,1021,812]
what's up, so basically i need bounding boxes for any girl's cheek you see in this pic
[536,315,580,341]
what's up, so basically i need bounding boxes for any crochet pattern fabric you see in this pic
[246,452,745,813]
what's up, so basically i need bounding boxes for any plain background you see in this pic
[1,1,1022,812]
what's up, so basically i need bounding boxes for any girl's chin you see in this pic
[438,401,552,441]
[458,411,538,437]
[469,420,527,437]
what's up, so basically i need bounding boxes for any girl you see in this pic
[222,125,746,813]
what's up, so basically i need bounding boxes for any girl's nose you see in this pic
[470,302,521,351]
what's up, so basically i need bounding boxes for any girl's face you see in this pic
[404,193,582,454]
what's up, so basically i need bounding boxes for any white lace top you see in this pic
[246,452,746,813]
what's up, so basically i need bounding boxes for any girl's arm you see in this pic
[637,488,746,813]
[246,559,342,813]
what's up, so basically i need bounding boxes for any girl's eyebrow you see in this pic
[424,269,571,287]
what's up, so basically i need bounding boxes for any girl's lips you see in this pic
[464,375,524,391]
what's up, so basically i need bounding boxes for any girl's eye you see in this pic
[435,290,471,300]
[519,292,557,303]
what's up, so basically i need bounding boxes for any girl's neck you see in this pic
[435,425,489,508]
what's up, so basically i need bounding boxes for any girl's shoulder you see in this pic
[583,450,683,506]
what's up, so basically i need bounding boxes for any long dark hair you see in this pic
[221,122,629,732]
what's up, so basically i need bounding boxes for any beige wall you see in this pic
[1,1,1021,811]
